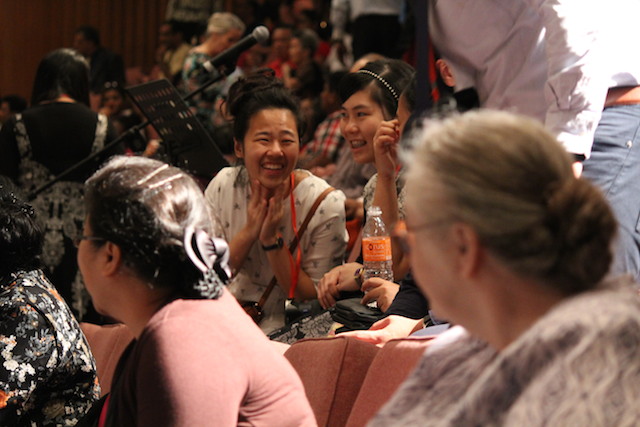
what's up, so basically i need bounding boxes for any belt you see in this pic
[605,86,640,107]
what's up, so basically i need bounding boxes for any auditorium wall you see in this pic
[0,0,170,100]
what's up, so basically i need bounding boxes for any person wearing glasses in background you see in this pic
[75,156,315,426]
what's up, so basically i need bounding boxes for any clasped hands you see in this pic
[245,179,287,247]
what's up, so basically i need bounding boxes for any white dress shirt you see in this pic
[330,0,404,40]
[430,0,640,156]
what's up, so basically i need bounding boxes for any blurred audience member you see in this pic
[299,70,348,170]
[330,0,404,60]
[265,25,294,78]
[98,82,149,155]
[282,29,324,99]
[165,0,220,44]
[181,12,245,154]
[0,48,121,321]
[152,20,192,86]
[73,25,126,109]
[299,96,324,146]
[0,95,27,130]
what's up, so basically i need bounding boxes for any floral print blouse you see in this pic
[0,269,99,426]
[205,166,348,334]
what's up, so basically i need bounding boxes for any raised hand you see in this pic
[259,180,287,244]
[245,179,268,240]
[373,119,400,179]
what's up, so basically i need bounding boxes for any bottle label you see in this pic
[362,236,392,262]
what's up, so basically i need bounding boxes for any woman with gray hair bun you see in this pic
[181,12,246,144]
[76,156,315,426]
[371,110,640,426]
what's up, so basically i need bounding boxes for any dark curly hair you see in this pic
[0,178,43,280]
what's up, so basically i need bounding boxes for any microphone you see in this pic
[202,26,270,73]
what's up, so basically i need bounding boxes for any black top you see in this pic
[383,272,429,319]
[0,102,119,182]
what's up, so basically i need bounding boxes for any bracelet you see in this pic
[354,267,364,287]
[262,235,284,251]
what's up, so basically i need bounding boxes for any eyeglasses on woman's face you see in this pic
[393,218,453,254]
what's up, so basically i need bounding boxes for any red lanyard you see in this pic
[428,37,440,103]
[288,173,301,299]
[98,395,110,427]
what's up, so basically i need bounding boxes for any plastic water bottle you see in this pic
[362,205,393,282]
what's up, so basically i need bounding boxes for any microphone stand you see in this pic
[27,66,229,201]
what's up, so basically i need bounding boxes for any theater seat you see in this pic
[284,336,379,427]
[346,336,433,426]
[284,335,433,427]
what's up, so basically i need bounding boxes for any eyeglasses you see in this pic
[73,235,106,248]
[393,219,453,254]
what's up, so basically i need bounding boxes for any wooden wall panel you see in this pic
[0,0,169,101]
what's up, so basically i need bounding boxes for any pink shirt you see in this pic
[105,290,316,426]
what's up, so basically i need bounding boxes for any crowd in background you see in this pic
[2,0,640,425]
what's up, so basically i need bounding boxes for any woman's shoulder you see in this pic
[24,103,99,128]
[0,270,87,340]
[1,270,57,310]
[295,169,345,202]
[558,278,640,329]
[205,166,246,195]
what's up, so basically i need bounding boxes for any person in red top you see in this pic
[265,25,294,79]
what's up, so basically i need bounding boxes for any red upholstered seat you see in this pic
[284,336,379,427]
[346,336,433,426]
[284,335,434,427]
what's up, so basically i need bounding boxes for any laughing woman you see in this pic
[204,71,347,334]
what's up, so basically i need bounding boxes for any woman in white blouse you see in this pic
[204,71,347,333]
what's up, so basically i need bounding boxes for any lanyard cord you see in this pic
[288,173,301,299]
[427,37,440,104]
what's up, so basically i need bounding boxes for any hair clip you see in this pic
[147,173,184,191]
[184,226,231,299]
[136,164,169,186]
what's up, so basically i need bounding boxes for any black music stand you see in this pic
[126,79,228,179]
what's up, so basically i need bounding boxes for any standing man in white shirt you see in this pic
[428,0,640,281]
[330,0,405,60]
